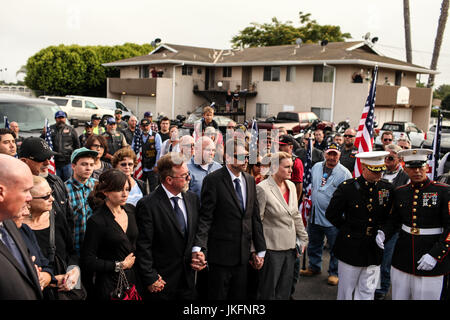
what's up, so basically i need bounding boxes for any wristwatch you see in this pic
[114,261,123,272]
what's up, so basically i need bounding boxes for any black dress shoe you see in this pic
[374,292,386,300]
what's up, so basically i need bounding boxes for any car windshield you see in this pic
[47,98,68,106]
[429,125,450,134]
[0,101,59,131]
[381,123,403,131]
[277,112,299,121]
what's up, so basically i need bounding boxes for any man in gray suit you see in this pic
[0,154,43,300]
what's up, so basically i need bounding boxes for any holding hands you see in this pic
[148,275,166,293]
[249,252,264,270]
[191,251,207,271]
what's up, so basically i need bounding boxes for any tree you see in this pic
[231,11,351,48]
[441,93,450,111]
[24,43,153,97]
[433,84,450,99]
[403,0,413,63]
[427,0,449,88]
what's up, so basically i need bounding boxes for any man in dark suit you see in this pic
[192,137,266,300]
[0,154,43,300]
[135,152,205,300]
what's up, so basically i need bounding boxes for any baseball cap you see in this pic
[55,111,66,118]
[325,142,341,154]
[140,119,150,126]
[106,117,116,125]
[115,109,122,114]
[144,111,153,117]
[278,134,295,145]
[91,114,101,120]
[85,121,93,128]
[19,137,58,162]
[70,147,98,164]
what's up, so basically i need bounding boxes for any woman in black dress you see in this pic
[81,169,139,300]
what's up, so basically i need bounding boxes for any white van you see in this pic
[39,96,114,127]
[65,95,135,122]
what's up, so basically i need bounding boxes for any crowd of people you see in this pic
[0,105,449,301]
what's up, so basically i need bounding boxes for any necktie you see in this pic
[234,178,245,211]
[169,144,173,152]
[0,224,26,272]
[171,197,187,237]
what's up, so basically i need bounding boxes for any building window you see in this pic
[263,66,280,81]
[395,71,402,86]
[286,66,296,82]
[182,66,193,76]
[139,66,149,78]
[313,66,334,83]
[256,103,268,118]
[311,107,331,121]
[223,67,232,78]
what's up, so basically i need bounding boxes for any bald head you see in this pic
[0,154,33,221]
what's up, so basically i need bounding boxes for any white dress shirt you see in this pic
[161,184,188,226]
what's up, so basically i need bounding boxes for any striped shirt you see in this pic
[65,177,97,255]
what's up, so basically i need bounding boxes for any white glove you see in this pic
[375,230,385,249]
[417,254,437,271]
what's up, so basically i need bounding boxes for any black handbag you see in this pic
[110,267,141,300]
[48,209,87,300]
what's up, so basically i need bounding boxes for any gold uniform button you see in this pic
[369,188,373,192]
[413,223,417,226]
[415,190,420,194]
[413,202,417,206]
[413,208,417,212]
[414,195,418,199]
[369,198,373,202]
[443,250,446,254]
[438,256,442,259]
[369,218,372,222]
[413,216,417,219]
[347,235,351,238]
[446,244,449,248]
[355,205,359,208]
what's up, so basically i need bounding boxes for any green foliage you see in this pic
[231,11,351,48]
[433,84,450,100]
[25,43,153,97]
[441,93,450,111]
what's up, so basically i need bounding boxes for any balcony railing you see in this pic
[108,78,157,96]
[376,85,432,107]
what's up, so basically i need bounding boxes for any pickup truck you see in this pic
[39,96,114,127]
[257,111,333,134]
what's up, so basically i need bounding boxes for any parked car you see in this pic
[258,111,333,134]
[65,95,135,122]
[39,96,114,127]
[0,94,62,138]
[374,121,425,149]
[421,123,450,156]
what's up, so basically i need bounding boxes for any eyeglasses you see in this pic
[344,135,355,138]
[91,144,103,149]
[170,172,190,181]
[399,145,409,149]
[119,162,134,167]
[383,138,393,142]
[385,156,396,161]
[234,154,249,162]
[32,192,53,200]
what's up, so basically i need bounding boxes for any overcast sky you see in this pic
[1,0,449,86]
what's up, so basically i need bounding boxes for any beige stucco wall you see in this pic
[120,66,139,79]
[121,94,156,119]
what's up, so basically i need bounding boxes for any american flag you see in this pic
[427,111,442,180]
[299,137,313,227]
[249,119,258,164]
[132,125,143,180]
[4,116,9,129]
[354,66,378,177]
[44,118,56,175]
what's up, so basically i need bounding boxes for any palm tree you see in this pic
[16,65,27,78]
[403,0,413,63]
[427,0,449,88]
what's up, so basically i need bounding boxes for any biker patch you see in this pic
[378,189,389,205]
[423,192,438,207]
[63,129,70,134]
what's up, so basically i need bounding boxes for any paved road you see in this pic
[293,247,392,300]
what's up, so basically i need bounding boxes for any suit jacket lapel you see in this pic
[3,221,41,295]
[268,176,291,214]
[221,167,244,214]
[181,192,194,244]
[156,186,185,238]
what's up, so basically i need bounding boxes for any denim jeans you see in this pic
[375,232,399,295]
[56,163,73,182]
[306,223,339,276]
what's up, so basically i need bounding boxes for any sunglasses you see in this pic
[234,154,249,162]
[385,156,396,161]
[33,192,53,200]
[170,172,191,181]
[383,138,393,142]
[399,145,409,149]
[119,162,134,167]
[344,135,355,138]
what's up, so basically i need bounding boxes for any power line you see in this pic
[376,43,450,57]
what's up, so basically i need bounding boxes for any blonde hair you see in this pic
[31,176,49,196]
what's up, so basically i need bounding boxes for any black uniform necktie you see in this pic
[171,197,187,237]
[0,224,26,272]
[234,178,245,211]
